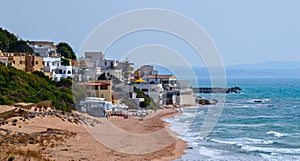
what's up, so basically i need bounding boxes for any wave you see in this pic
[267,131,285,137]
[247,98,271,103]
[241,145,300,154]
[209,137,274,146]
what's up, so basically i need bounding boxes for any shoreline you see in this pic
[0,105,187,160]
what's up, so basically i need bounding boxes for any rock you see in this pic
[187,146,193,149]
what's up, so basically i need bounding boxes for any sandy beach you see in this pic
[0,105,186,161]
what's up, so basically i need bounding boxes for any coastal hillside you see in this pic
[0,63,74,111]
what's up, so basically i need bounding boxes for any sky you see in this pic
[1,0,300,66]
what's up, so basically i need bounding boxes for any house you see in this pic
[27,41,57,57]
[7,53,44,72]
[52,65,73,81]
[133,83,163,105]
[162,88,195,106]
[116,60,134,84]
[146,75,177,90]
[0,55,9,66]
[162,80,195,106]
[84,51,104,68]
[43,57,73,81]
[134,65,158,81]
[82,80,112,102]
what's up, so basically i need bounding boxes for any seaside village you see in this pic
[0,41,197,118]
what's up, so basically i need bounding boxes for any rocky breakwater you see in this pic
[193,86,242,93]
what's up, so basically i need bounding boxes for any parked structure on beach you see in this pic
[79,97,112,117]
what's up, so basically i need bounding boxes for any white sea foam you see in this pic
[242,145,300,154]
[247,98,271,103]
[198,146,222,157]
[209,137,274,147]
[267,131,285,137]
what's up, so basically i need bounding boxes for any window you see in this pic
[100,85,108,90]
[95,85,99,90]
[142,89,149,92]
[20,61,22,64]
[36,61,38,65]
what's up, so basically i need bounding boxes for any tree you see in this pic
[61,58,70,66]
[9,40,33,53]
[0,27,33,53]
[98,73,107,80]
[56,42,76,60]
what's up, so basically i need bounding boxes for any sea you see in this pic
[166,78,300,161]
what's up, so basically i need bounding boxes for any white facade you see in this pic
[43,57,61,73]
[146,75,177,90]
[134,84,163,105]
[103,68,123,80]
[28,42,57,57]
[43,57,73,81]
[52,65,73,81]
[99,59,118,70]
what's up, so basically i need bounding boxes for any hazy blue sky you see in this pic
[1,0,300,66]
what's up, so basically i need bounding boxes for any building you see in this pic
[162,88,195,106]
[43,57,73,81]
[7,53,44,72]
[146,75,177,90]
[52,65,73,81]
[116,60,134,84]
[102,68,123,80]
[134,83,163,105]
[85,52,104,62]
[134,65,158,80]
[83,80,112,102]
[162,80,195,106]
[99,59,118,70]
[0,55,9,66]
[27,41,57,57]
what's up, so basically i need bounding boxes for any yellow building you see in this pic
[8,53,44,72]
[84,80,112,102]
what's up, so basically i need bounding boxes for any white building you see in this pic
[146,75,177,90]
[102,68,123,80]
[134,84,163,105]
[43,57,73,81]
[28,41,57,57]
[43,57,61,73]
[52,65,73,81]
[99,59,118,70]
